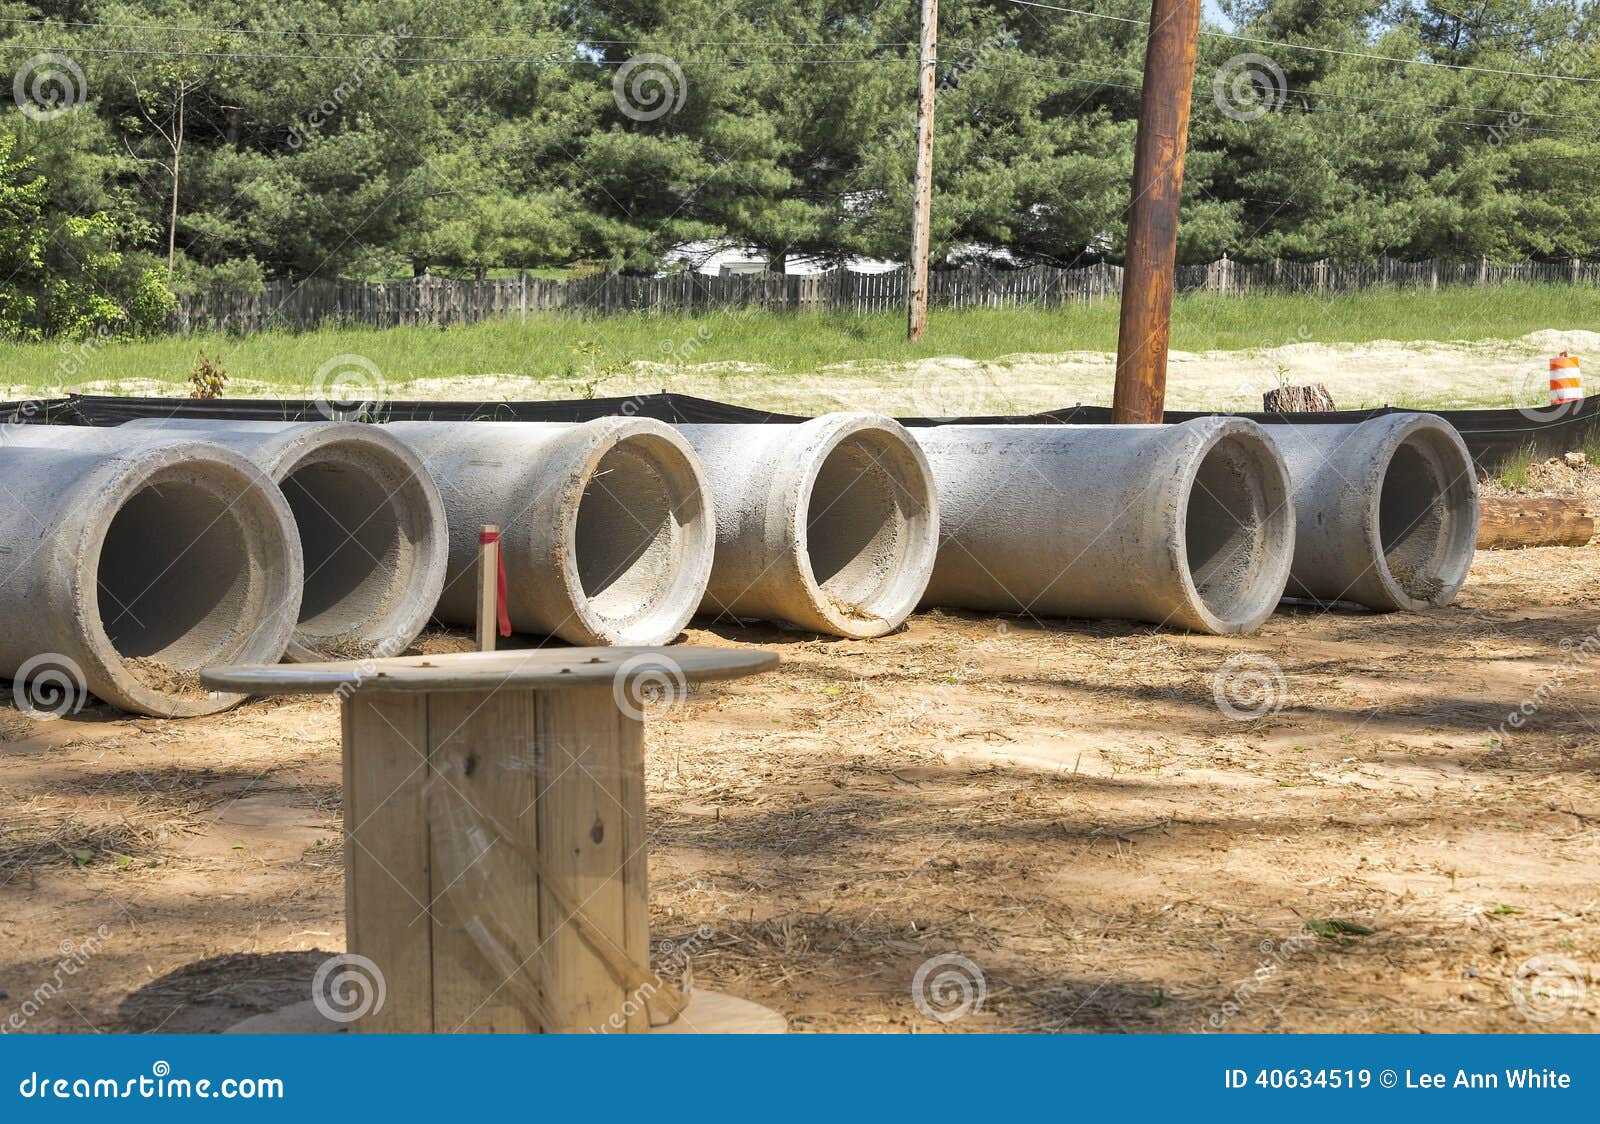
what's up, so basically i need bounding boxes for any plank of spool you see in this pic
[343,693,432,1034]
[617,708,649,1033]
[1477,496,1595,550]
[203,648,777,695]
[426,688,542,1033]
[340,685,649,1033]
[536,686,640,1032]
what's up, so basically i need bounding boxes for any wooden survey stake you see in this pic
[477,524,500,652]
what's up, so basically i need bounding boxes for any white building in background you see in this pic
[658,240,1083,277]
[661,241,900,277]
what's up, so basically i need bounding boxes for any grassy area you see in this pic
[1495,430,1600,489]
[3,282,1597,406]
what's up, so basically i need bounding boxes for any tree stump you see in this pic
[1263,384,1337,413]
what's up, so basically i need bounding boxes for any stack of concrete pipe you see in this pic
[384,418,716,646]
[382,413,943,643]
[0,408,1478,719]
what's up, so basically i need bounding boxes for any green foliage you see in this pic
[171,254,267,298]
[1496,443,1539,489]
[0,0,1597,328]
[1304,918,1376,939]
[0,132,173,339]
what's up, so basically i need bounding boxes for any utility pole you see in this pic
[1112,0,1203,423]
[907,0,938,342]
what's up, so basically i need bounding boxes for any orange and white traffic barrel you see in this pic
[1550,352,1582,404]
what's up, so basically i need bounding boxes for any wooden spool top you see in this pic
[202,646,778,696]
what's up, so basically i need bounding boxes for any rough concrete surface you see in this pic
[1268,414,1479,611]
[917,418,1295,635]
[0,431,301,717]
[675,415,940,638]
[122,419,448,660]
[386,419,714,645]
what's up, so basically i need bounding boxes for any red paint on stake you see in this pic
[478,529,513,637]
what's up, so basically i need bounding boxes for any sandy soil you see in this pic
[2,535,1597,1035]
[22,328,1599,416]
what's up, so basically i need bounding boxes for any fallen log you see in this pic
[1477,496,1595,550]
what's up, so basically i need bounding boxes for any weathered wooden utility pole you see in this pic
[1112,0,1204,423]
[907,0,938,342]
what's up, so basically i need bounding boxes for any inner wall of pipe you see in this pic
[1378,436,1456,601]
[804,433,906,610]
[281,461,404,635]
[574,442,680,624]
[1184,435,1272,622]
[96,482,251,666]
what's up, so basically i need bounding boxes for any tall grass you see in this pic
[1495,444,1539,490]
[2,281,1595,398]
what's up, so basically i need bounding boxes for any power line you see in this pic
[971,57,1600,134]
[0,42,916,65]
[1001,0,1600,85]
[977,52,1598,125]
[0,15,917,49]
[1265,81,1597,123]
[971,62,1142,92]
[1004,0,1146,27]
[7,36,1592,135]
[964,44,1598,121]
[1214,100,1597,138]
[10,8,1598,105]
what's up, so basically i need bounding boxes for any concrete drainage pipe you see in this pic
[0,435,301,717]
[674,415,940,638]
[122,420,449,660]
[916,417,1295,635]
[1266,413,1478,611]
[386,419,713,645]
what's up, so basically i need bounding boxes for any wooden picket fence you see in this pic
[169,254,1600,334]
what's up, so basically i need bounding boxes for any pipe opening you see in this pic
[281,460,404,638]
[575,442,686,625]
[1184,436,1276,623]
[96,482,253,667]
[805,433,915,615]
[1378,433,1471,603]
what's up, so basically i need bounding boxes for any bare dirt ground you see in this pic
[3,531,1597,1035]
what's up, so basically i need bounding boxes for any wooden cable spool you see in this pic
[205,648,782,1034]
